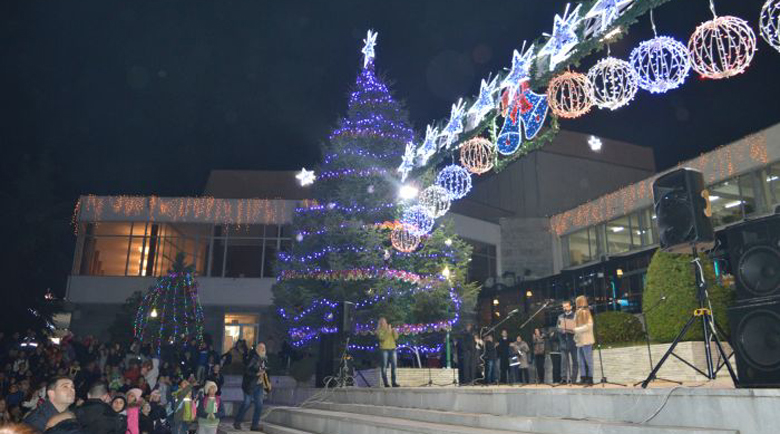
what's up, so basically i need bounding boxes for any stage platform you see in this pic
[217,380,779,434]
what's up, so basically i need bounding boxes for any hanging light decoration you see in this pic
[401,205,435,236]
[630,36,691,94]
[435,165,473,201]
[688,1,756,80]
[459,137,496,175]
[418,185,451,218]
[547,71,594,119]
[760,0,780,53]
[390,224,421,253]
[587,57,639,110]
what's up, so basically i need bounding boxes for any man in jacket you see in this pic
[234,342,267,431]
[45,411,86,434]
[24,377,76,432]
[74,381,124,434]
[557,301,578,384]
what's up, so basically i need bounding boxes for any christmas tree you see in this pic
[273,31,477,370]
[134,252,205,354]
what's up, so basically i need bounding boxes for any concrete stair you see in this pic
[258,402,737,434]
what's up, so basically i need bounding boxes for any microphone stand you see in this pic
[633,296,681,387]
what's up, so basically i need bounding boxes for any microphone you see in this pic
[508,308,520,315]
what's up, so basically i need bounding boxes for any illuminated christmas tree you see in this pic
[134,252,205,353]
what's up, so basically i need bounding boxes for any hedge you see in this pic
[594,311,645,345]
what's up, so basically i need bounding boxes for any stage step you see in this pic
[263,406,539,434]
[305,401,737,434]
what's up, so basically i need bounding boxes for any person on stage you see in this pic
[456,323,476,385]
[574,296,595,385]
[557,300,578,384]
[376,317,400,388]
[512,334,530,383]
[532,328,547,384]
[497,330,511,384]
[483,334,498,385]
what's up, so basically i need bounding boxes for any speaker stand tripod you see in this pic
[640,246,739,388]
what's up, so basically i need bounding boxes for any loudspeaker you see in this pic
[652,168,715,253]
[337,301,355,334]
[727,297,780,387]
[726,214,780,301]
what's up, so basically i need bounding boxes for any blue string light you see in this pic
[630,36,691,94]
[401,205,435,236]
[435,165,472,200]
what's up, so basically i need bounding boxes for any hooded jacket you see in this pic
[74,399,125,434]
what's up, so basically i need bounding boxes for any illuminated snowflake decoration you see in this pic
[419,185,452,218]
[466,76,500,126]
[761,0,780,53]
[401,205,435,236]
[688,16,756,79]
[296,168,316,186]
[539,3,583,72]
[435,164,472,200]
[630,36,691,94]
[587,56,639,110]
[362,29,378,69]
[547,71,594,119]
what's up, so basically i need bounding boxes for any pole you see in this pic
[446,330,452,369]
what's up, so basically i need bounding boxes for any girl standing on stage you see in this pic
[376,317,400,388]
[574,295,595,385]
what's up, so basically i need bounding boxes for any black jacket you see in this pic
[24,400,60,432]
[241,352,267,394]
[74,399,125,434]
[45,419,87,434]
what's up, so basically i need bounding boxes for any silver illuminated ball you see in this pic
[587,57,639,110]
[630,36,691,94]
[418,185,451,218]
[688,15,756,79]
[761,0,780,53]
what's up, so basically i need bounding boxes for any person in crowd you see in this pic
[125,388,143,434]
[23,377,76,432]
[483,334,498,385]
[146,390,168,434]
[140,359,159,391]
[171,379,194,434]
[456,323,475,385]
[375,318,400,388]
[110,395,126,415]
[234,342,268,431]
[574,295,595,385]
[0,398,12,424]
[497,330,511,384]
[139,400,153,434]
[73,381,125,434]
[557,300,578,384]
[532,328,547,384]
[196,381,224,434]
[205,364,224,396]
[513,335,530,384]
[43,411,85,434]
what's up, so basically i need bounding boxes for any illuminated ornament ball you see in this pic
[688,15,756,79]
[390,224,421,253]
[760,0,780,53]
[435,165,473,200]
[630,36,691,94]
[587,57,639,110]
[418,185,451,218]
[547,71,594,119]
[401,205,435,236]
[459,137,496,175]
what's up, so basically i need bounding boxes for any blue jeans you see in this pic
[381,349,397,386]
[235,385,263,428]
[485,359,498,383]
[577,345,594,379]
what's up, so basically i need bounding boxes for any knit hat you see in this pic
[204,381,218,395]
[127,388,143,402]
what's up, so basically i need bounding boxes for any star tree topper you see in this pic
[583,0,634,36]
[397,142,416,182]
[539,3,583,72]
[296,168,316,186]
[362,30,378,69]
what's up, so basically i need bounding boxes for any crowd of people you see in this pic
[455,296,596,386]
[0,331,268,434]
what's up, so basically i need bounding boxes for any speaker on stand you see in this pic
[726,214,780,387]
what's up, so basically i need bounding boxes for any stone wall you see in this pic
[354,368,458,388]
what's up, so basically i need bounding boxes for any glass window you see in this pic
[739,173,757,217]
[710,178,744,227]
[262,239,278,278]
[765,163,780,208]
[566,229,591,266]
[606,216,631,254]
[463,238,497,283]
[225,238,263,278]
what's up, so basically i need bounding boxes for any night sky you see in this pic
[1,0,779,297]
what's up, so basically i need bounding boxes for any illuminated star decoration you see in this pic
[539,3,582,72]
[416,125,439,166]
[466,76,500,127]
[397,142,416,182]
[296,168,316,186]
[499,43,535,102]
[361,29,378,69]
[438,99,466,150]
[583,0,634,37]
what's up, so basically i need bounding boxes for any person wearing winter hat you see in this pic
[196,381,224,434]
[125,389,143,434]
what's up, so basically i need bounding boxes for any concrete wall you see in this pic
[499,217,554,278]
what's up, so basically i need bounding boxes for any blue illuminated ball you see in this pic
[630,36,691,94]
[435,165,472,200]
[401,205,435,236]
